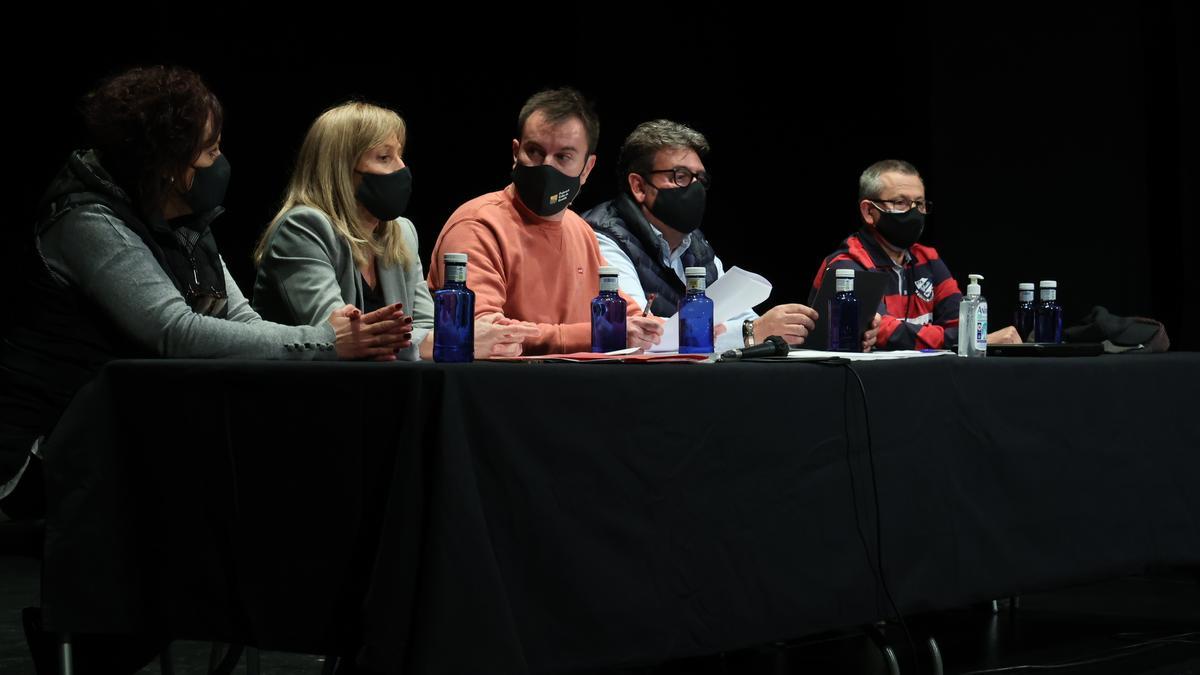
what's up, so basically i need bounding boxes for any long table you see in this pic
[39,354,1200,674]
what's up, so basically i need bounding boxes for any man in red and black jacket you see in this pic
[809,160,1020,350]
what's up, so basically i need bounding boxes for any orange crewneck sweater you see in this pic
[428,185,642,354]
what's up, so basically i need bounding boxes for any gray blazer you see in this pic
[252,206,435,360]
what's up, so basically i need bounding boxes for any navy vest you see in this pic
[581,194,718,316]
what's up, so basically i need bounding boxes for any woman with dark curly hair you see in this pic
[0,66,413,521]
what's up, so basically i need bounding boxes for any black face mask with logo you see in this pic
[647,181,707,234]
[356,167,413,221]
[512,162,583,217]
[183,154,231,213]
[873,207,925,250]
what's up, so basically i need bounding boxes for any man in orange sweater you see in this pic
[429,88,664,355]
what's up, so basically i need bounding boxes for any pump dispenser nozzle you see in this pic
[967,274,984,297]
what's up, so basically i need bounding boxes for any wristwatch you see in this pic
[743,319,756,348]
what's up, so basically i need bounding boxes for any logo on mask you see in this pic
[915,277,934,301]
[549,189,572,205]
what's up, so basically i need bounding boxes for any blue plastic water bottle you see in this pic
[1034,280,1063,343]
[433,253,475,362]
[828,269,860,352]
[1014,282,1035,343]
[678,267,714,354]
[591,266,627,352]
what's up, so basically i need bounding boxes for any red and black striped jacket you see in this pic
[809,227,962,349]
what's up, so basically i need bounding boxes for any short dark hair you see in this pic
[859,159,920,200]
[517,87,599,154]
[616,119,710,195]
[81,65,223,219]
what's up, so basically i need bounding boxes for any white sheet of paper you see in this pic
[707,267,773,324]
[654,315,680,352]
[786,349,954,361]
[603,347,642,356]
[649,267,773,352]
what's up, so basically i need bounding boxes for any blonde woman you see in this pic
[253,102,536,359]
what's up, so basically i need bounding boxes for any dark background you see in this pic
[6,3,1196,348]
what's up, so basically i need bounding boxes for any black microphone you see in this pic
[719,335,790,361]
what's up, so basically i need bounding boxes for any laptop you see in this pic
[805,269,888,350]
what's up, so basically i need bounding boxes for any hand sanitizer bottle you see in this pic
[957,274,988,357]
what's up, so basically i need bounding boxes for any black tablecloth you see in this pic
[40,354,1200,674]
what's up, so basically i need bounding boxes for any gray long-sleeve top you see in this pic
[40,203,337,359]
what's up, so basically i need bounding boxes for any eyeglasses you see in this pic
[185,285,228,316]
[868,198,932,214]
[643,166,711,189]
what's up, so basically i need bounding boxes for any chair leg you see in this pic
[865,623,901,675]
[59,633,74,675]
[927,635,944,675]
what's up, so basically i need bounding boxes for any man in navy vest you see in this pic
[582,120,878,353]
[810,159,1021,350]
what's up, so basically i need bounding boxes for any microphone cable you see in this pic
[812,357,921,670]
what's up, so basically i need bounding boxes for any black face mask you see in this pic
[647,181,707,234]
[183,154,230,213]
[356,167,413,221]
[511,162,583,217]
[873,207,925,250]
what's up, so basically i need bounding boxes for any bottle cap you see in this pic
[443,253,468,264]
[685,267,706,277]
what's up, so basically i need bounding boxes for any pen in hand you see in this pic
[642,292,656,317]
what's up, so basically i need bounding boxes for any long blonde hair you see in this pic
[255,101,411,269]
